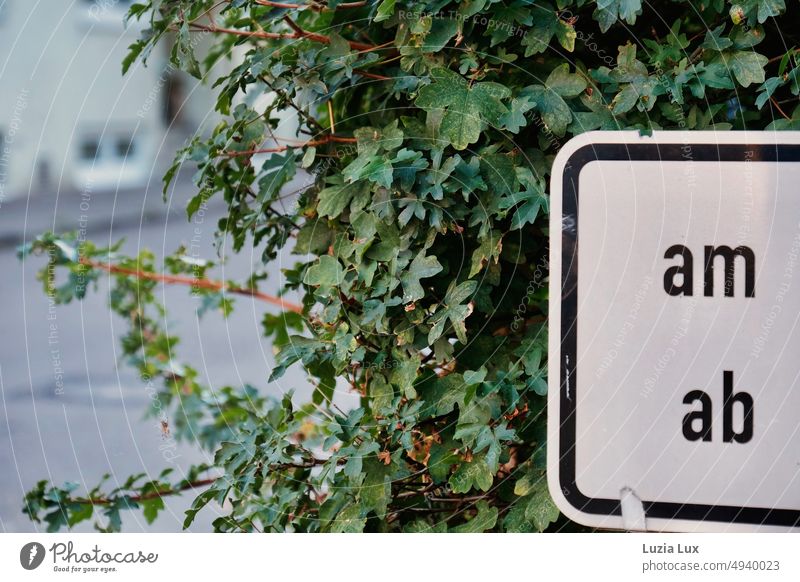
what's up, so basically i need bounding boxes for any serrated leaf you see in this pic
[428,280,477,344]
[723,51,768,87]
[522,4,576,55]
[317,184,352,218]
[400,252,443,303]
[700,24,733,51]
[423,17,459,52]
[141,496,164,525]
[360,459,391,519]
[505,471,559,532]
[450,500,498,532]
[757,0,785,23]
[449,455,493,493]
[330,503,366,532]
[522,64,586,136]
[416,68,510,150]
[463,367,487,385]
[374,0,396,22]
[303,255,345,287]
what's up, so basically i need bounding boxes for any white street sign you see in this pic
[548,131,800,532]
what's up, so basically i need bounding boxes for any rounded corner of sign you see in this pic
[550,137,608,191]
[552,131,637,174]
[546,472,615,530]
[551,133,596,177]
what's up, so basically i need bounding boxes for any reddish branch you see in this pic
[253,0,367,11]
[75,457,335,505]
[354,69,391,81]
[78,478,218,506]
[187,20,380,52]
[771,96,792,121]
[80,258,304,314]
[223,134,357,157]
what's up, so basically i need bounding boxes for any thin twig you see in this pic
[78,478,218,506]
[327,100,336,134]
[771,96,792,121]
[353,69,391,80]
[186,21,379,52]
[252,0,366,10]
[80,258,304,314]
[223,134,356,157]
[260,76,323,131]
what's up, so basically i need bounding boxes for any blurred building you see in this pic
[0,0,218,201]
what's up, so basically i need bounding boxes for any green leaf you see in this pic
[499,173,548,230]
[757,0,785,23]
[449,454,493,493]
[469,230,502,276]
[700,24,733,51]
[370,373,395,411]
[354,122,404,155]
[427,280,477,344]
[505,472,559,532]
[423,18,459,52]
[450,501,498,532]
[766,103,800,129]
[303,256,345,287]
[522,64,586,136]
[463,367,487,385]
[389,354,421,398]
[374,0,396,22]
[480,153,518,197]
[513,468,545,496]
[528,376,548,396]
[317,184,352,218]
[500,96,535,133]
[421,373,468,418]
[141,496,165,525]
[330,503,366,532]
[594,0,643,33]
[545,63,587,96]
[521,3,576,55]
[400,252,443,303]
[67,502,94,527]
[416,68,511,150]
[404,519,448,533]
[485,4,533,46]
[524,488,559,531]
[722,51,768,87]
[343,155,393,188]
[360,459,391,519]
[428,443,460,483]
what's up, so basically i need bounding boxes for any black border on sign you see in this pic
[559,141,800,527]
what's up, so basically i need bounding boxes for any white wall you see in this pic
[0,0,168,199]
[0,1,304,203]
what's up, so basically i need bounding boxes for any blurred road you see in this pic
[0,173,349,532]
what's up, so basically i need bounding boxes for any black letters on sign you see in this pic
[723,370,754,443]
[682,390,712,441]
[663,245,755,297]
[663,245,693,296]
[682,371,753,443]
[704,246,756,298]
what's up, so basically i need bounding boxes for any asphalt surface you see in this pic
[0,174,351,532]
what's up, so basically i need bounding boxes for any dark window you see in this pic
[115,136,134,158]
[80,139,100,161]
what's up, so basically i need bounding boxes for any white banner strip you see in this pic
[1,533,799,581]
